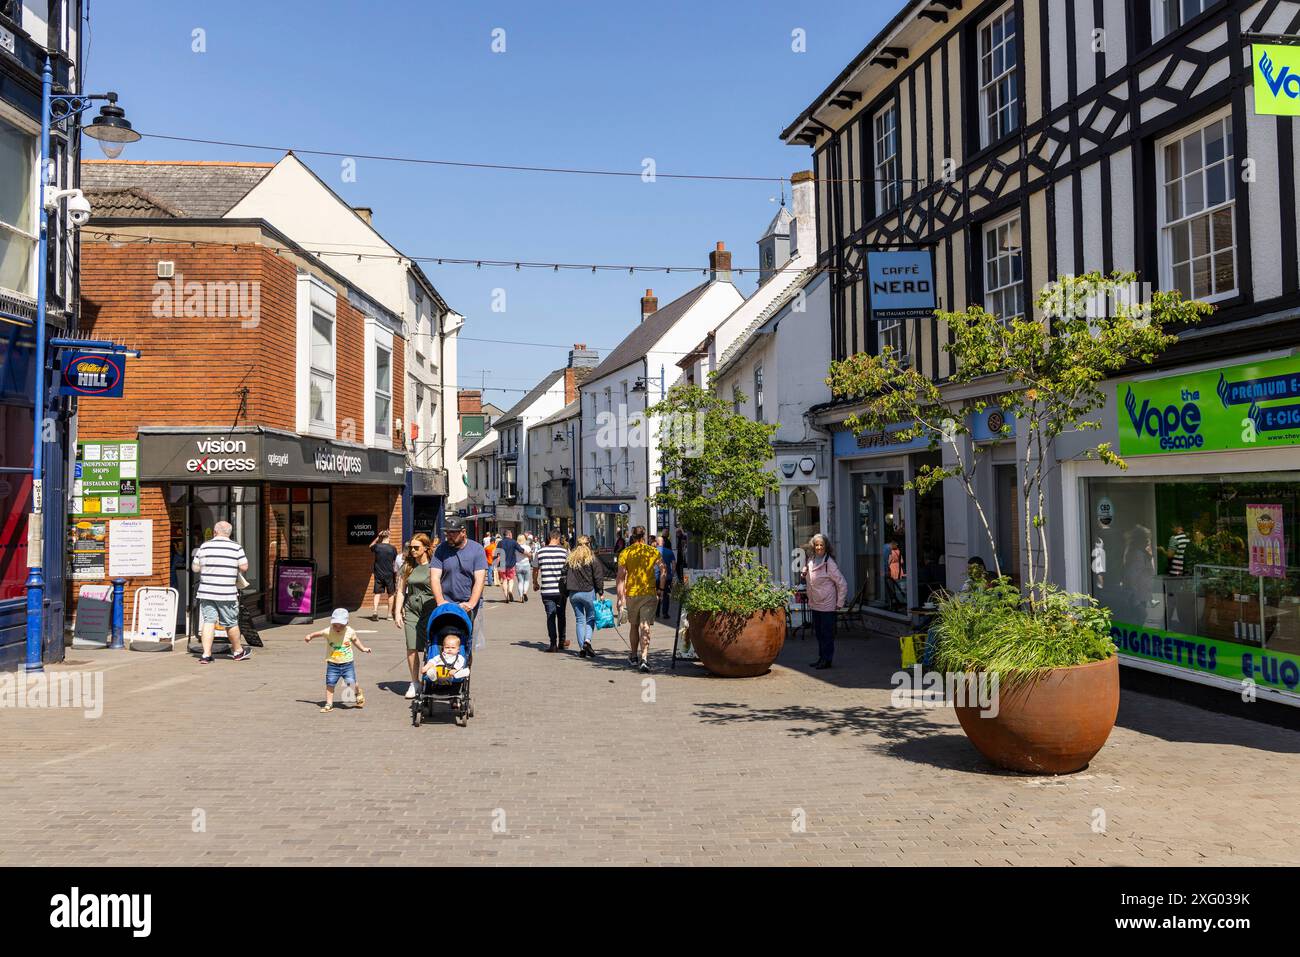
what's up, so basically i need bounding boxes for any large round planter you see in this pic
[953,655,1119,774]
[686,608,786,677]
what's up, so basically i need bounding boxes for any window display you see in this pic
[1084,472,1300,695]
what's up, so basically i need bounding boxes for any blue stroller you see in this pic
[412,602,476,728]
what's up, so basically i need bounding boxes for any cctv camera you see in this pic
[44,187,92,227]
[66,192,92,227]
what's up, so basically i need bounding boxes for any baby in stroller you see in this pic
[412,602,475,727]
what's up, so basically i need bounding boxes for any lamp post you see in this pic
[24,58,139,673]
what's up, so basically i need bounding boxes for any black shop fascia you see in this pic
[137,427,405,485]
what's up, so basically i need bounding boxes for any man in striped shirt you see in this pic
[533,530,569,651]
[191,520,251,663]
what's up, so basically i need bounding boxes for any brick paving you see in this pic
[3,596,1300,866]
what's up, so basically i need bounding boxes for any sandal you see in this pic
[320,704,334,713]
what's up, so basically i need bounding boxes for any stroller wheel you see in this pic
[411,700,422,727]
[454,711,468,727]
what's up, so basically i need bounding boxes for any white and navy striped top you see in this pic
[533,545,568,596]
[193,537,248,602]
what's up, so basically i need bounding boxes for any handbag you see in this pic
[594,597,615,630]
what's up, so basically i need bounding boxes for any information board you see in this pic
[109,519,153,577]
[72,441,140,516]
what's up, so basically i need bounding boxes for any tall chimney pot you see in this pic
[709,242,732,283]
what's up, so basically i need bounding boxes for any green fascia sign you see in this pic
[1253,44,1300,116]
[1112,621,1300,696]
[1117,354,1300,456]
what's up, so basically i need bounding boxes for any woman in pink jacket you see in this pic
[801,533,848,670]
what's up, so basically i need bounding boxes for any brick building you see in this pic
[72,162,409,634]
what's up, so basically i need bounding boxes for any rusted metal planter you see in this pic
[686,608,786,677]
[953,655,1120,774]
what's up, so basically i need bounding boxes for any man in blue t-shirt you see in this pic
[496,529,522,603]
[430,518,489,617]
[656,535,676,620]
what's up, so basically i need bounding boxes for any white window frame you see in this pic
[0,107,39,298]
[754,364,765,422]
[1152,0,1213,41]
[878,317,907,361]
[374,340,393,441]
[983,212,1024,325]
[978,1,1019,149]
[298,274,339,436]
[873,102,900,214]
[1155,107,1238,305]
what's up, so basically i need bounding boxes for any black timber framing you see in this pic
[808,0,1297,373]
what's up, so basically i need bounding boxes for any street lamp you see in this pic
[25,59,138,674]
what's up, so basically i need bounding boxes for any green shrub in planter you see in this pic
[683,560,792,616]
[932,579,1115,685]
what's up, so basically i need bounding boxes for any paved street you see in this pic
[3,596,1300,866]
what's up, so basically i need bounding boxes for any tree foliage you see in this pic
[825,272,1213,602]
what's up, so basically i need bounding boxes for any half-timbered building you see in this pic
[784,0,1300,706]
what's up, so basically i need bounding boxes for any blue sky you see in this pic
[85,0,891,406]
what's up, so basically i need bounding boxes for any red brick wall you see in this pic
[77,242,299,436]
[331,484,403,611]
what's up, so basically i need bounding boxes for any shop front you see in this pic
[128,427,404,635]
[832,426,946,627]
[409,467,448,539]
[584,500,632,554]
[1062,353,1300,706]
[769,445,831,589]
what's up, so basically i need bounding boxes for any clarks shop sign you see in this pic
[1118,354,1300,456]
[140,431,404,484]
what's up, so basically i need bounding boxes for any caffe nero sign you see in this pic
[1118,355,1300,456]
[139,430,404,484]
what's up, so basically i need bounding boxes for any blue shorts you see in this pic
[325,661,357,687]
[199,599,239,628]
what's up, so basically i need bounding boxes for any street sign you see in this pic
[72,441,139,516]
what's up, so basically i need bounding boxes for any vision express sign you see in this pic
[139,432,405,484]
[1118,354,1300,455]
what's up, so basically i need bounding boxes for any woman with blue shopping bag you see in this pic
[565,536,607,658]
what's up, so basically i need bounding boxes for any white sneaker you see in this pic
[405,682,417,699]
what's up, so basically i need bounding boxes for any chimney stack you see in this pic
[458,389,483,415]
[353,206,373,225]
[709,241,732,283]
[789,171,816,259]
[566,343,600,402]
[640,289,658,321]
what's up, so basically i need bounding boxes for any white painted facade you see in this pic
[577,280,743,546]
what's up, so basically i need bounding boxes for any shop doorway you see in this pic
[852,470,907,613]
[269,485,332,613]
[167,483,261,637]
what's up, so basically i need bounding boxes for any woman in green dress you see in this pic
[396,532,434,700]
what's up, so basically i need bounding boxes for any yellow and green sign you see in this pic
[1253,44,1300,116]
[1112,621,1300,696]
[1118,354,1300,456]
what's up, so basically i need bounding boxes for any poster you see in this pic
[69,519,107,581]
[1247,504,1286,579]
[73,584,113,645]
[133,587,178,642]
[274,561,315,616]
[109,519,153,577]
[72,441,139,516]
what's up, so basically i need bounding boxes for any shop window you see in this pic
[789,486,821,576]
[852,470,907,613]
[873,103,900,214]
[983,214,1023,323]
[978,2,1019,149]
[0,404,33,599]
[374,342,392,440]
[310,308,336,432]
[1084,473,1300,691]
[1158,111,1236,302]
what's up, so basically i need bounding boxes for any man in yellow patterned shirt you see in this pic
[616,526,665,673]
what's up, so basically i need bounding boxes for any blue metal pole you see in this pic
[23,58,53,675]
[110,579,126,649]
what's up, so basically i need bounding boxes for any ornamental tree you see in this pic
[825,272,1212,603]
[648,381,780,574]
